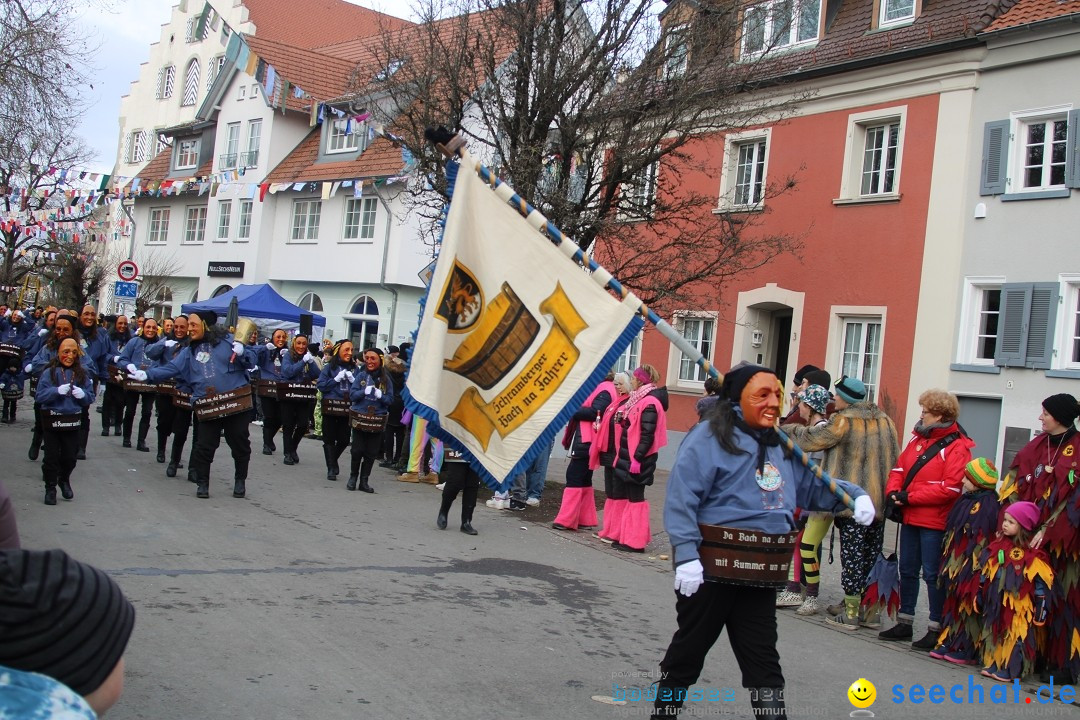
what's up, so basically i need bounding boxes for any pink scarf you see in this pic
[621,382,656,416]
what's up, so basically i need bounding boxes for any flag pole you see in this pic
[427,130,855,511]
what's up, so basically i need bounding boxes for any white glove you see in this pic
[38,328,48,337]
[165,339,177,348]
[674,560,704,597]
[364,384,374,396]
[3,309,10,318]
[334,369,348,383]
[71,385,85,400]
[112,355,121,364]
[23,364,32,374]
[372,387,382,400]
[232,341,245,356]
[279,347,289,357]
[126,363,137,374]
[853,495,876,526]
[266,342,276,351]
[345,371,354,383]
[57,383,71,395]
[303,352,314,363]
[130,370,148,382]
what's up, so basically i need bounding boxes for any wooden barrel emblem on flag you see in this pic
[442,282,539,390]
[695,524,799,588]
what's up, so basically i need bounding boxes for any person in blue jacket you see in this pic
[651,363,876,720]
[0,309,33,346]
[20,309,55,362]
[75,305,110,460]
[252,328,289,456]
[27,314,82,462]
[279,334,320,466]
[101,315,132,438]
[346,348,393,493]
[0,356,24,423]
[118,318,161,452]
[145,315,190,471]
[136,309,255,499]
[36,338,96,505]
[316,339,357,482]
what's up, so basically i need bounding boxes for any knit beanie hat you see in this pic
[834,376,866,404]
[792,364,819,386]
[804,369,832,392]
[1042,393,1080,429]
[964,457,998,490]
[721,361,775,403]
[798,385,830,416]
[0,549,135,696]
[1005,501,1041,532]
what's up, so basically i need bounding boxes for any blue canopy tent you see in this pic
[182,284,326,343]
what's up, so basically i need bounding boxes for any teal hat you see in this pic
[835,376,866,404]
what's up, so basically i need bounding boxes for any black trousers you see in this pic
[322,414,350,465]
[2,397,16,420]
[155,393,176,450]
[191,411,250,483]
[438,461,480,523]
[280,399,313,456]
[657,583,785,694]
[565,457,594,488]
[603,466,627,499]
[349,428,382,479]
[171,405,193,464]
[102,382,125,430]
[123,390,155,442]
[42,428,79,488]
[381,424,405,461]
[261,396,282,449]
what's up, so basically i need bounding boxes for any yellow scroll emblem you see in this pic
[448,282,585,450]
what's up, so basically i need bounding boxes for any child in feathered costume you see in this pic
[977,501,1053,682]
[930,458,1002,665]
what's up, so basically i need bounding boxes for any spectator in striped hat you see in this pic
[0,549,135,716]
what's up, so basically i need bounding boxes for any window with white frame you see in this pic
[128,130,150,164]
[1060,279,1080,370]
[236,200,252,241]
[838,316,882,401]
[237,84,247,100]
[298,292,324,312]
[156,65,175,99]
[664,24,689,79]
[611,331,642,375]
[216,201,232,241]
[243,120,261,167]
[175,138,200,170]
[221,123,239,169]
[206,55,224,93]
[148,208,170,245]
[155,133,169,156]
[741,0,821,57]
[879,0,916,26]
[184,206,207,244]
[327,118,360,153]
[343,197,377,241]
[1015,113,1070,191]
[956,280,1003,366]
[676,314,716,383]
[291,200,322,241]
[836,107,906,202]
[718,129,771,210]
[619,161,658,220]
[181,58,200,106]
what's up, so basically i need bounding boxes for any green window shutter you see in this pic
[980,120,1010,196]
[1025,283,1059,369]
[1067,109,1080,189]
[995,283,1031,367]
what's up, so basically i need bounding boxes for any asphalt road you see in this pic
[5,404,1076,719]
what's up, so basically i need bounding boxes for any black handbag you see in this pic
[884,431,961,522]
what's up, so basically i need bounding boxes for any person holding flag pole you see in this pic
[411,128,876,720]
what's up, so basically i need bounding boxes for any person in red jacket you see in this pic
[880,389,974,649]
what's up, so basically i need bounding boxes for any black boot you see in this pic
[651,685,685,718]
[101,426,110,436]
[460,520,478,535]
[196,479,210,498]
[262,443,273,456]
[233,478,246,498]
[166,462,178,477]
[283,446,296,466]
[59,478,73,500]
[137,441,150,452]
[749,688,786,720]
[358,476,374,493]
[461,504,478,535]
[323,446,337,481]
[44,486,56,505]
[76,447,86,460]
[28,430,41,461]
[346,475,358,491]
[437,513,448,530]
[122,437,132,448]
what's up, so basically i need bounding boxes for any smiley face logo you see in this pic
[848,678,876,709]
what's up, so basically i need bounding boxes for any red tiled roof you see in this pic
[243,0,413,49]
[263,132,405,184]
[244,35,357,110]
[982,0,1080,32]
[133,147,213,186]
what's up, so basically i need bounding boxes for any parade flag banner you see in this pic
[407,161,645,491]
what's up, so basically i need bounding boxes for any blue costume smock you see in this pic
[317,361,357,401]
[349,367,393,417]
[35,365,97,415]
[146,336,254,401]
[281,352,320,383]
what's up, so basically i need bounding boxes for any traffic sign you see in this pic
[117,260,139,282]
[115,281,139,299]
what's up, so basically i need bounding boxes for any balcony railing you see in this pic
[239,150,260,168]
[219,153,237,170]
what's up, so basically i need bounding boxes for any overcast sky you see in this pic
[73,0,412,174]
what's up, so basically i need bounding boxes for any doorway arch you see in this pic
[347,295,379,350]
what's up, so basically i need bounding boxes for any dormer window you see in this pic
[879,0,916,26]
[374,59,405,82]
[176,138,200,170]
[327,118,361,154]
[664,24,689,79]
[741,0,821,57]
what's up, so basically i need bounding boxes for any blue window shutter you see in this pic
[1025,283,1059,370]
[995,283,1031,367]
[1068,109,1080,189]
[980,120,1010,196]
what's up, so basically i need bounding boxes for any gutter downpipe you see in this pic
[372,180,398,347]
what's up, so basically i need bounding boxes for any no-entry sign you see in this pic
[117,260,139,282]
